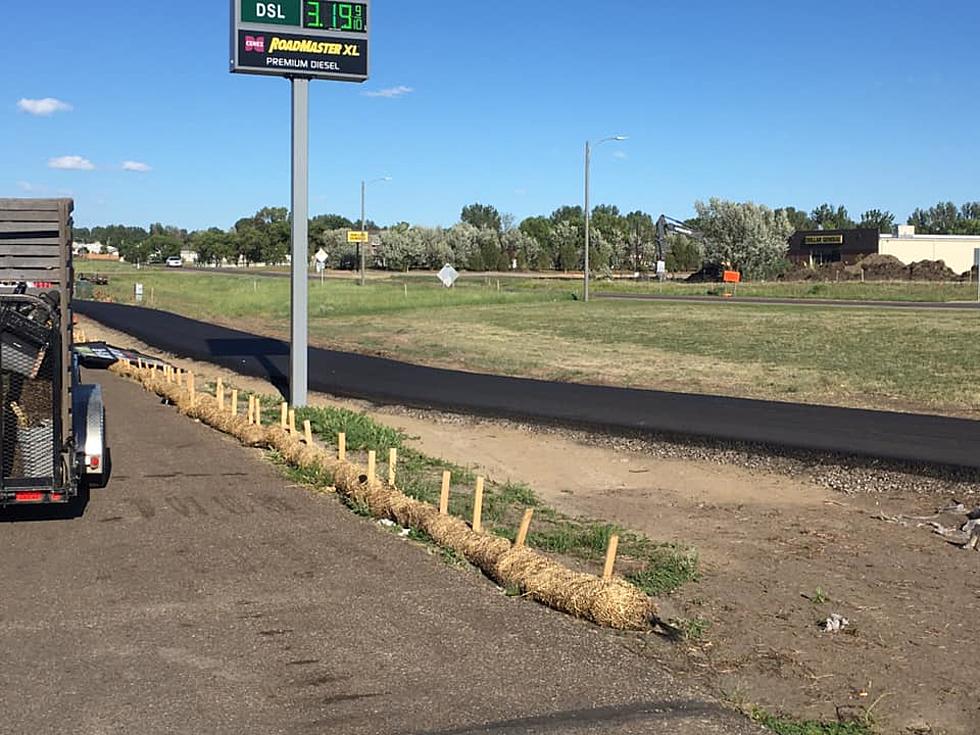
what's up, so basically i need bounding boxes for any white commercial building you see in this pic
[879,225,980,274]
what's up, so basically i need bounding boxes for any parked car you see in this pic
[165,256,183,268]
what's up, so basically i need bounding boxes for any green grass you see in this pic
[751,708,874,735]
[80,267,980,416]
[268,401,699,597]
[562,278,978,303]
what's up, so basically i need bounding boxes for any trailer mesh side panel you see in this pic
[2,313,56,481]
[1,198,72,494]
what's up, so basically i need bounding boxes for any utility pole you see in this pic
[582,135,628,302]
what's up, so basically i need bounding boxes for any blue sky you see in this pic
[2,1,978,230]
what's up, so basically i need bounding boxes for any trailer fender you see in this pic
[73,383,110,488]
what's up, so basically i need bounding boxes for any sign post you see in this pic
[231,0,371,406]
[974,248,979,303]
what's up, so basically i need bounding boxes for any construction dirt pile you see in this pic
[781,253,967,282]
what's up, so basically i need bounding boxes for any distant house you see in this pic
[179,249,199,264]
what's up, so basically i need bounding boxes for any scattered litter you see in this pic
[823,614,849,633]
[875,503,980,551]
[378,518,412,537]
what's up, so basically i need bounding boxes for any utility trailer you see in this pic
[1,198,109,509]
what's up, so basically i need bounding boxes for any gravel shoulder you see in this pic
[0,368,760,735]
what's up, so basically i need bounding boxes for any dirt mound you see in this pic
[855,253,909,280]
[906,259,957,281]
[783,254,965,282]
[686,263,725,283]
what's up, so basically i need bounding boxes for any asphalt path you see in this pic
[0,371,758,735]
[75,301,980,471]
[594,292,980,311]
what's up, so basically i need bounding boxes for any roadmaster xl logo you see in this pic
[269,37,361,56]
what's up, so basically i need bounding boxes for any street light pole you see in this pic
[359,179,366,287]
[583,136,627,303]
[359,176,390,287]
[584,141,591,302]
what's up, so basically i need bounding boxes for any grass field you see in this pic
[579,278,980,302]
[78,264,980,417]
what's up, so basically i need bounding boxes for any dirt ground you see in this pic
[78,317,980,735]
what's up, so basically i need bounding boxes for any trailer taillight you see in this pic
[89,456,100,469]
[14,492,44,503]
[29,281,54,289]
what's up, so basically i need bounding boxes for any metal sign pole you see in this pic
[975,249,980,303]
[290,77,309,407]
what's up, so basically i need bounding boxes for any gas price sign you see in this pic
[231,0,370,81]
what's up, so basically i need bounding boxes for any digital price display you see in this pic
[303,2,367,33]
[231,0,370,82]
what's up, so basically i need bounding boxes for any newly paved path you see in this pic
[594,292,980,311]
[75,301,980,471]
[0,372,757,735]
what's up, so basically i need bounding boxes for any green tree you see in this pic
[665,235,704,272]
[695,198,793,279]
[141,233,182,262]
[552,220,581,271]
[519,216,554,270]
[190,228,234,266]
[810,203,855,230]
[550,205,584,227]
[460,203,502,232]
[859,209,895,234]
[908,201,980,235]
[474,228,504,270]
[446,223,480,269]
[775,207,814,232]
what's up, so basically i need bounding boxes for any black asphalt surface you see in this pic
[0,372,758,735]
[75,301,980,471]
[595,292,980,311]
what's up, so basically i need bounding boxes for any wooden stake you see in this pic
[388,448,398,485]
[254,397,262,426]
[303,419,313,445]
[231,389,239,416]
[515,508,535,548]
[188,372,196,406]
[472,477,485,533]
[288,409,297,434]
[439,471,451,515]
[247,395,255,425]
[602,534,620,581]
[216,378,224,408]
[338,432,346,462]
[367,451,376,484]
[280,402,288,428]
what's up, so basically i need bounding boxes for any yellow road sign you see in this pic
[347,231,369,243]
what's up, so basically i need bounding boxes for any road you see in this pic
[75,301,980,471]
[0,371,757,735]
[594,292,980,311]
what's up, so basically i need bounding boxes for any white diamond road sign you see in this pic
[438,265,459,288]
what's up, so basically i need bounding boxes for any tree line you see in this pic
[75,199,980,277]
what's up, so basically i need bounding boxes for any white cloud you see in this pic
[17,98,73,116]
[17,181,43,193]
[612,150,628,160]
[48,155,95,171]
[122,160,152,173]
[363,85,414,98]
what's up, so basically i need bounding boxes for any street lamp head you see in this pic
[612,135,629,141]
